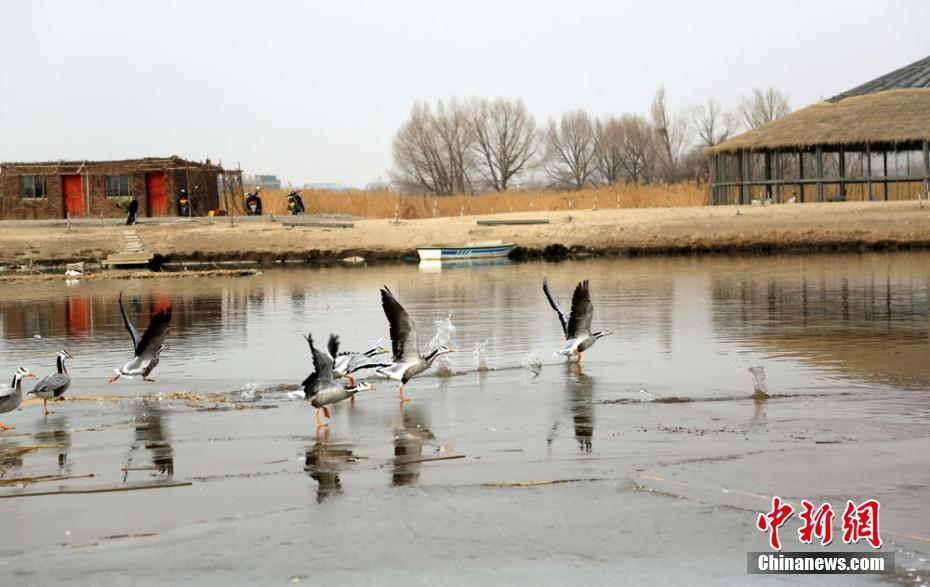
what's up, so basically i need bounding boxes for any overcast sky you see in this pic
[1,0,927,187]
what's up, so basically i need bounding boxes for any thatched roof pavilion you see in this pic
[707,56,930,205]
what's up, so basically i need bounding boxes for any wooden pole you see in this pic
[866,145,872,200]
[883,150,888,201]
[923,139,929,201]
[815,146,824,203]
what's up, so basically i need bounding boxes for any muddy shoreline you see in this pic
[3,201,930,272]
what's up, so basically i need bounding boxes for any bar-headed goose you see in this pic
[542,278,611,363]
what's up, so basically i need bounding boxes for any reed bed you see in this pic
[257,181,707,219]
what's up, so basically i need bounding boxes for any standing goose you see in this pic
[0,367,36,431]
[376,286,454,402]
[542,278,612,363]
[303,333,372,428]
[108,292,172,383]
[28,349,74,415]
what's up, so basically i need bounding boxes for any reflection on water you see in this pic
[124,400,174,479]
[304,430,356,502]
[393,405,434,486]
[711,255,930,387]
[0,252,928,393]
[34,414,71,472]
[567,366,596,452]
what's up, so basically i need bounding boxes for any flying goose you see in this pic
[303,333,373,428]
[542,278,611,363]
[28,349,74,415]
[109,292,172,383]
[0,367,36,431]
[376,286,453,402]
[333,343,390,384]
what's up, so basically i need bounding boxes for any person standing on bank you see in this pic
[126,198,139,225]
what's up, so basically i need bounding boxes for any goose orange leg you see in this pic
[315,408,328,428]
[43,399,54,416]
[398,384,410,403]
[0,421,14,431]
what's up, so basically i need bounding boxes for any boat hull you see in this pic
[417,243,515,261]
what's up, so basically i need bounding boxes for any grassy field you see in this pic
[255,181,707,219]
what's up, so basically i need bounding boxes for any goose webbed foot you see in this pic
[315,409,329,428]
[108,375,120,384]
[143,377,156,382]
[55,397,66,402]
[0,422,14,431]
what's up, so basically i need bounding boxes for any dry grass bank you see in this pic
[257,181,707,218]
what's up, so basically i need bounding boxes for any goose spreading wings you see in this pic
[303,333,372,428]
[375,286,453,402]
[109,292,172,383]
[542,278,611,363]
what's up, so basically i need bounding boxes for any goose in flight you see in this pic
[28,349,74,415]
[0,367,36,431]
[376,286,453,402]
[333,343,390,385]
[109,293,172,383]
[542,278,611,363]
[303,333,372,428]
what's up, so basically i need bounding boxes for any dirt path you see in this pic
[3,201,930,267]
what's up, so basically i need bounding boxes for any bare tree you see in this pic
[691,98,738,147]
[543,109,598,189]
[738,87,791,129]
[594,116,625,185]
[618,114,657,183]
[650,86,691,182]
[391,99,474,195]
[468,97,538,191]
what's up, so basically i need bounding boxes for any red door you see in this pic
[146,173,167,216]
[62,175,83,218]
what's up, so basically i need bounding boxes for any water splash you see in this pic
[429,313,456,376]
[238,383,260,402]
[636,387,656,402]
[746,365,769,398]
[428,313,456,350]
[521,352,542,377]
[474,338,493,372]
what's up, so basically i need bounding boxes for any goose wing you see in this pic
[566,280,594,338]
[28,373,68,396]
[542,278,569,337]
[118,292,142,350]
[326,334,340,361]
[381,286,419,363]
[303,333,336,396]
[0,384,15,399]
[135,307,172,359]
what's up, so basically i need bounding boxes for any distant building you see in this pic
[708,56,930,205]
[364,181,397,192]
[244,174,281,190]
[0,156,241,220]
[303,183,350,192]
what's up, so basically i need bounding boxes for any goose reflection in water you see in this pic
[392,404,435,487]
[34,413,72,472]
[548,364,596,452]
[304,429,356,502]
[124,400,174,480]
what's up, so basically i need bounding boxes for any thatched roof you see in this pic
[830,55,930,102]
[707,89,930,154]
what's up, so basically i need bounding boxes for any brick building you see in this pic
[0,156,243,220]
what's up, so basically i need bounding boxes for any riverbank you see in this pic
[3,201,930,269]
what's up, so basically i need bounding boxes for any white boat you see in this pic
[417,241,516,261]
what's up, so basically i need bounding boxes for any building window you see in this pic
[21,175,47,199]
[106,175,132,197]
